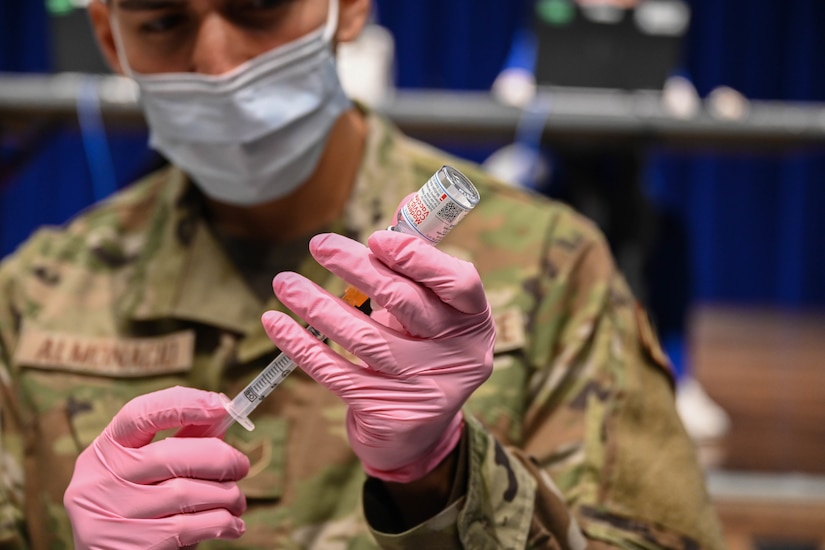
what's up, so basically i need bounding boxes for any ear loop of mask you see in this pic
[108,9,137,78]
[323,0,340,44]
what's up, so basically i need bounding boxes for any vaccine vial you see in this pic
[392,165,481,244]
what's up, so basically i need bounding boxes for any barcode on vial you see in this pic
[437,201,461,223]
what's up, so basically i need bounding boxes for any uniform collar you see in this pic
[114,166,263,334]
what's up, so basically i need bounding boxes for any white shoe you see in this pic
[482,143,551,190]
[661,75,701,120]
[676,377,731,442]
[491,68,537,109]
[706,85,750,121]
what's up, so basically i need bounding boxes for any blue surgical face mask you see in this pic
[112,0,351,206]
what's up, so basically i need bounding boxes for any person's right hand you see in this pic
[63,386,250,549]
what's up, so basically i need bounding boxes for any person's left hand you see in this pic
[262,230,495,483]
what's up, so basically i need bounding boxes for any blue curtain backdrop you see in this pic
[0,0,155,255]
[647,0,825,308]
[1,0,824,312]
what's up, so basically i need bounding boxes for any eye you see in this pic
[240,0,292,9]
[234,0,295,16]
[130,11,187,34]
[230,0,295,30]
[138,12,188,34]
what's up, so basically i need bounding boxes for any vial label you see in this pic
[401,172,472,243]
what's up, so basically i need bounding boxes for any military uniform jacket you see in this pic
[0,112,724,549]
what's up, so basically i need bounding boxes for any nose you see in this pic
[189,14,250,75]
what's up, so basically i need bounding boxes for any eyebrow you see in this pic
[117,0,187,10]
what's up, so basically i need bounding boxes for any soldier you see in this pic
[0,0,724,548]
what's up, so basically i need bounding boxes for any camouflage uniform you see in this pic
[0,111,724,549]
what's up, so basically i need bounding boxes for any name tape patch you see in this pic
[15,326,195,377]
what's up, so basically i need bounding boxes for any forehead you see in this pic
[113,0,284,9]
[110,0,320,16]
[115,0,188,7]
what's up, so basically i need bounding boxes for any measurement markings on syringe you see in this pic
[244,354,296,402]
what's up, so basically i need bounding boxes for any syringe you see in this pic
[206,165,481,436]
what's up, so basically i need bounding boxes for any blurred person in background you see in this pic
[0,0,723,547]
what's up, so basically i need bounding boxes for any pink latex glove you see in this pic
[63,386,250,549]
[262,230,495,483]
